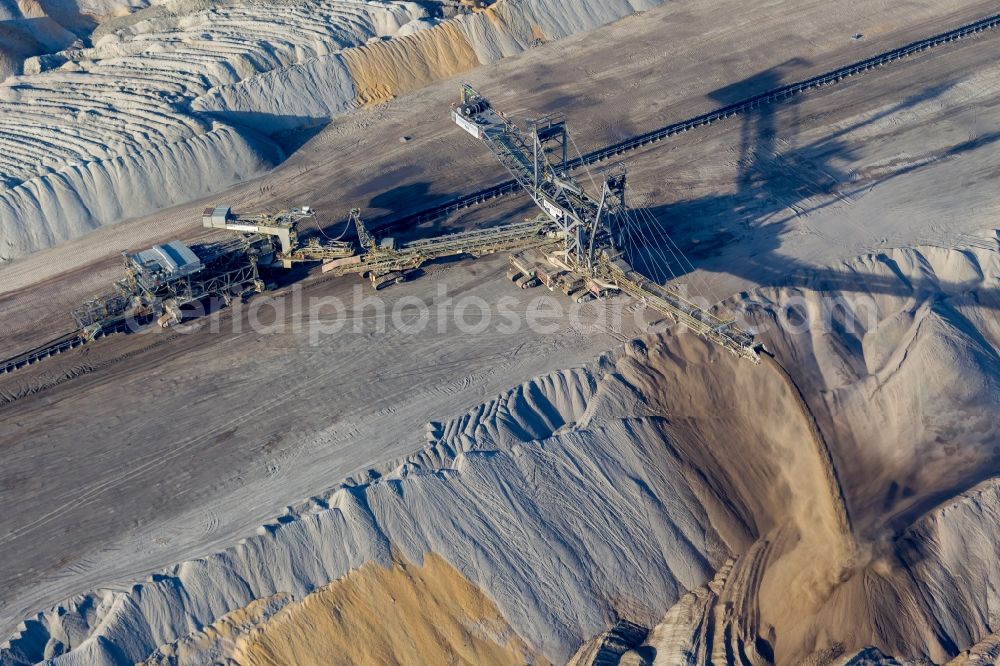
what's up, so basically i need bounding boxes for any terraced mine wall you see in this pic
[0,0,664,262]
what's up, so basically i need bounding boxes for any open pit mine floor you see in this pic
[2,0,1000,664]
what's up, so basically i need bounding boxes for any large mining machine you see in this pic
[0,233,274,374]
[321,207,559,289]
[452,84,760,362]
[71,205,357,331]
[201,205,354,268]
[72,205,359,330]
[1,86,761,375]
[73,234,271,332]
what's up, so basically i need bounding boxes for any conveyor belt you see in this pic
[381,12,1000,232]
[0,332,86,375]
[7,13,997,376]
[330,218,554,276]
[600,261,760,363]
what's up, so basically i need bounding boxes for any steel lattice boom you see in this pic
[453,85,627,274]
[325,210,556,288]
[453,84,761,363]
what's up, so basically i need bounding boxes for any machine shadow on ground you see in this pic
[620,64,1000,551]
[623,64,999,311]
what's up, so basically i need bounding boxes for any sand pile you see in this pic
[0,0,147,80]
[0,17,76,81]
[0,361,747,665]
[2,243,995,665]
[0,0,426,260]
[228,554,538,666]
[636,244,1000,664]
[342,21,481,106]
[339,0,665,105]
[140,594,292,666]
[0,0,664,262]
[139,553,540,666]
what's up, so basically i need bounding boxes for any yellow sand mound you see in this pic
[343,22,479,106]
[233,553,543,666]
